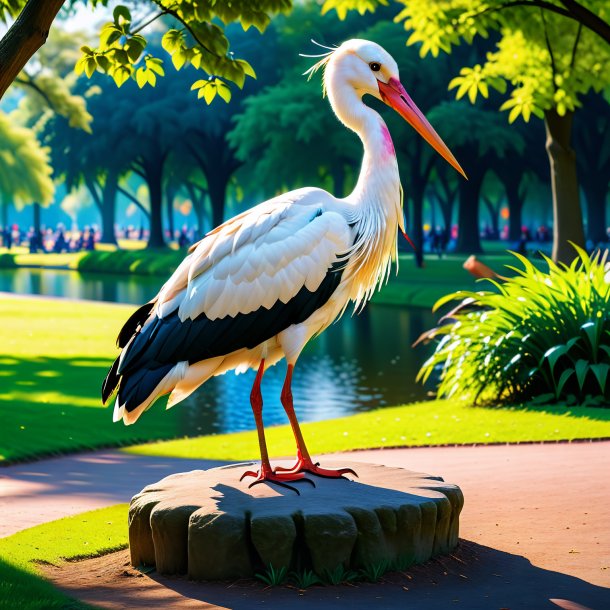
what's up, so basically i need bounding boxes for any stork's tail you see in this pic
[103,354,224,425]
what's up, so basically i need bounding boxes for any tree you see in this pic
[327,0,610,263]
[574,93,610,243]
[229,78,360,199]
[322,0,610,46]
[397,0,610,263]
[0,112,54,227]
[0,1,291,102]
[428,101,525,253]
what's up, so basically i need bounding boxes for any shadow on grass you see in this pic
[0,557,84,610]
[0,354,187,464]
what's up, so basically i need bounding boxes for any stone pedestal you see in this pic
[128,460,463,581]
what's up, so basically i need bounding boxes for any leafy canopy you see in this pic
[0,113,54,208]
[324,1,610,123]
[0,1,291,105]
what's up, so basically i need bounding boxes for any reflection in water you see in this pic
[1,268,436,433]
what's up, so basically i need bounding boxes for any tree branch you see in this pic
[14,74,54,109]
[117,185,150,218]
[540,8,557,87]
[570,22,583,69]
[462,0,610,47]
[558,0,610,46]
[150,0,217,57]
[131,10,168,36]
[0,0,66,101]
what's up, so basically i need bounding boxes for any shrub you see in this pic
[418,246,610,406]
[77,249,185,276]
[0,252,16,268]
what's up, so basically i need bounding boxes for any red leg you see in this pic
[239,360,314,494]
[275,364,358,479]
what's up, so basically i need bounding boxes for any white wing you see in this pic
[155,188,353,322]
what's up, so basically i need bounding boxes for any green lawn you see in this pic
[1,293,609,464]
[0,296,186,463]
[0,504,128,610]
[124,398,610,461]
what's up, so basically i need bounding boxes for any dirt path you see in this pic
[4,442,610,609]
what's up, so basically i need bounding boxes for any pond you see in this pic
[0,267,437,433]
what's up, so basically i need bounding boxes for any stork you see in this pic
[102,39,465,493]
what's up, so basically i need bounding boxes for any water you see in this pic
[0,268,437,433]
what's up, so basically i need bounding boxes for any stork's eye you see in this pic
[369,62,381,72]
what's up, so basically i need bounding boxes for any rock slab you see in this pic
[128,460,464,580]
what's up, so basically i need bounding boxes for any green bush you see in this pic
[0,252,16,268]
[77,249,185,276]
[418,246,610,407]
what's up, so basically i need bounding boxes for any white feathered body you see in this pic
[107,40,407,425]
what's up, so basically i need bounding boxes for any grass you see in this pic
[0,296,186,463]
[2,293,609,464]
[0,504,128,610]
[123,398,610,461]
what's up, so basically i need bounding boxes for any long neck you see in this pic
[327,84,404,309]
[328,85,401,210]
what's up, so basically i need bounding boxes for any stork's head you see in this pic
[311,39,466,179]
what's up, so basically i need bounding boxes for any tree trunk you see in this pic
[32,202,41,234]
[0,0,66,100]
[144,158,166,248]
[409,179,425,268]
[456,172,483,253]
[483,198,500,240]
[166,185,176,240]
[544,110,585,263]
[582,180,608,244]
[1,200,8,228]
[207,173,227,229]
[99,173,118,245]
[505,180,524,242]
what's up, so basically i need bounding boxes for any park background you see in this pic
[1,0,610,607]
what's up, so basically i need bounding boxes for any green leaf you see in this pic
[161,29,185,54]
[84,57,97,78]
[100,23,122,49]
[135,67,147,89]
[556,369,574,398]
[216,81,231,103]
[145,57,165,76]
[590,363,609,394]
[113,5,131,27]
[541,345,568,376]
[202,83,217,104]
[574,360,589,392]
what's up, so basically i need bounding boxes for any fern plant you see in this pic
[418,247,610,406]
[255,563,288,587]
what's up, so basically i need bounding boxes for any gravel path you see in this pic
[3,442,610,609]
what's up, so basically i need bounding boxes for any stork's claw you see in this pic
[240,466,316,495]
[275,458,358,479]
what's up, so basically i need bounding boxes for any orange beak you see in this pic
[378,77,467,179]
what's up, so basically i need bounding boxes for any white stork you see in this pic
[103,39,465,492]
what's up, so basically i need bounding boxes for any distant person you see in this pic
[3,226,12,250]
[84,227,95,251]
[53,225,67,253]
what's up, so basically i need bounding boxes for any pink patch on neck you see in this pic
[381,125,395,157]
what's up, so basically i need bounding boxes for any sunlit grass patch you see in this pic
[0,296,185,463]
[0,504,128,610]
[123,399,610,461]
